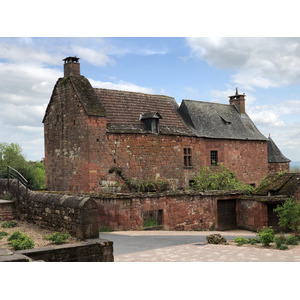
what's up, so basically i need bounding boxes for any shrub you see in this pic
[2,220,18,228]
[8,231,34,250]
[247,237,260,245]
[274,236,283,249]
[285,235,299,245]
[45,232,70,245]
[279,245,288,250]
[0,231,8,239]
[7,230,23,241]
[274,198,300,236]
[234,236,247,246]
[257,226,275,246]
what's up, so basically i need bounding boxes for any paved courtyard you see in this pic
[101,230,300,262]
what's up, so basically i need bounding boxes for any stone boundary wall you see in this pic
[0,179,99,239]
[0,239,113,262]
[0,200,15,221]
[93,191,243,231]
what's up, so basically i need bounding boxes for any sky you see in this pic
[1,36,300,162]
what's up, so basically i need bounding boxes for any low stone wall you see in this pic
[0,200,15,221]
[0,239,113,262]
[93,191,243,231]
[0,179,99,239]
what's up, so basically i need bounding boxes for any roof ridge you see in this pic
[182,99,230,107]
[94,87,174,99]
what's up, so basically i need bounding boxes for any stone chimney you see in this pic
[63,56,80,77]
[229,88,246,114]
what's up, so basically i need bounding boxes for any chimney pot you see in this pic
[229,88,246,114]
[63,56,80,77]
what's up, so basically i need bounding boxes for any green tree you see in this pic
[274,198,300,236]
[191,163,254,193]
[0,142,45,190]
[0,142,27,171]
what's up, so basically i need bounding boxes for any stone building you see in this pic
[43,57,290,193]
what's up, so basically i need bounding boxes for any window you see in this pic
[151,119,159,133]
[140,112,162,134]
[184,148,192,167]
[210,150,218,166]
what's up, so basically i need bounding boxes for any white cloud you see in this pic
[71,45,115,67]
[0,40,60,65]
[89,78,155,94]
[186,37,300,90]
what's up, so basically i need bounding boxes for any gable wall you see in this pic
[44,78,96,191]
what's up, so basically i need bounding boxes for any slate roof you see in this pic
[267,136,291,163]
[254,173,300,196]
[178,100,267,140]
[94,88,194,136]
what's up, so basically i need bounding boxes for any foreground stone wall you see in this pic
[94,191,242,231]
[0,239,113,262]
[0,179,99,239]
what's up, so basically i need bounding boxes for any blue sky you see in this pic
[1,36,300,163]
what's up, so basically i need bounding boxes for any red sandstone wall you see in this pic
[95,192,242,231]
[268,162,290,174]
[237,199,268,231]
[87,134,268,193]
[44,78,101,191]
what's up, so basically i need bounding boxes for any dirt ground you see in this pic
[0,220,80,251]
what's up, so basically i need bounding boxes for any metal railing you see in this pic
[7,166,28,199]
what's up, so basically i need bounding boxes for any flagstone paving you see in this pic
[101,230,300,262]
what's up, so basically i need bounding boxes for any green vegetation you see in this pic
[233,236,248,246]
[143,218,158,228]
[257,226,275,246]
[233,236,259,246]
[274,198,300,236]
[45,232,70,245]
[99,226,114,232]
[108,166,170,192]
[7,230,35,250]
[0,231,9,239]
[0,142,45,190]
[190,163,255,194]
[1,220,18,228]
[233,229,298,250]
[285,235,299,245]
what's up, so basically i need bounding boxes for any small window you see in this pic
[151,119,159,133]
[184,148,192,167]
[210,150,218,166]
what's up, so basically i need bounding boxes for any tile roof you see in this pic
[178,100,267,141]
[267,136,291,163]
[94,88,194,136]
[254,173,300,196]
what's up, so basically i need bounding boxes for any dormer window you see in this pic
[139,112,162,134]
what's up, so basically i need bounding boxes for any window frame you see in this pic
[210,150,218,166]
[184,147,193,168]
